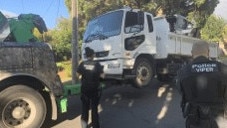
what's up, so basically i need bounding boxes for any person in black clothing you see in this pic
[176,41,227,128]
[77,47,104,128]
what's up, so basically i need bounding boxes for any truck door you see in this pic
[123,11,156,54]
[145,13,156,54]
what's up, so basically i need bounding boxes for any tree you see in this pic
[220,24,227,51]
[33,28,52,42]
[51,17,72,61]
[222,25,227,43]
[186,0,219,30]
[200,15,226,42]
[64,0,219,40]
[153,0,219,37]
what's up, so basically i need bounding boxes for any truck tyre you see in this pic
[133,58,154,88]
[0,85,46,128]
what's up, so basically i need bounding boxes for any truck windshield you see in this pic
[83,10,123,43]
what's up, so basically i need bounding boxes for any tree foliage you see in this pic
[186,0,219,29]
[64,0,219,38]
[151,0,219,32]
[33,28,52,42]
[201,15,226,42]
[50,17,72,61]
[223,25,227,43]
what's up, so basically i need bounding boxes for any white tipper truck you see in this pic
[82,7,219,88]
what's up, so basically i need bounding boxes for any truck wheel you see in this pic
[0,85,46,128]
[133,58,154,88]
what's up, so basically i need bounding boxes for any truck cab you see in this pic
[82,7,219,87]
[82,8,157,87]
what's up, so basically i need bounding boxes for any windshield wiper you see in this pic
[85,33,108,43]
[98,33,108,40]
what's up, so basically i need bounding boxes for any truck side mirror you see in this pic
[137,11,144,26]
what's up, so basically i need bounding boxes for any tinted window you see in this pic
[124,12,144,33]
[147,15,153,32]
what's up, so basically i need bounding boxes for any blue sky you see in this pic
[0,0,69,29]
[0,0,226,29]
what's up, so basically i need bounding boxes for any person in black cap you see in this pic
[77,47,104,128]
[176,41,227,128]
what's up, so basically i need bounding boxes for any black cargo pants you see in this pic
[81,91,101,128]
[185,105,227,128]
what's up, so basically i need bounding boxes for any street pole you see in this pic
[71,0,79,84]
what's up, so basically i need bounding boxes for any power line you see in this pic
[57,0,60,17]
[43,0,55,16]
[55,0,60,26]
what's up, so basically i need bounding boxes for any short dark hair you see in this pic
[85,47,94,57]
[191,41,209,58]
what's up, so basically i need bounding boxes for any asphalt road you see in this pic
[44,79,185,128]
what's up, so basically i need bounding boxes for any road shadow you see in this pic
[44,78,185,128]
[99,79,185,128]
[42,95,82,128]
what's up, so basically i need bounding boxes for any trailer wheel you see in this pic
[133,58,154,88]
[0,85,46,128]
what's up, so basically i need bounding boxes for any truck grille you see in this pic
[95,51,109,58]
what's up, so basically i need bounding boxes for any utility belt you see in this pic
[182,102,227,119]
